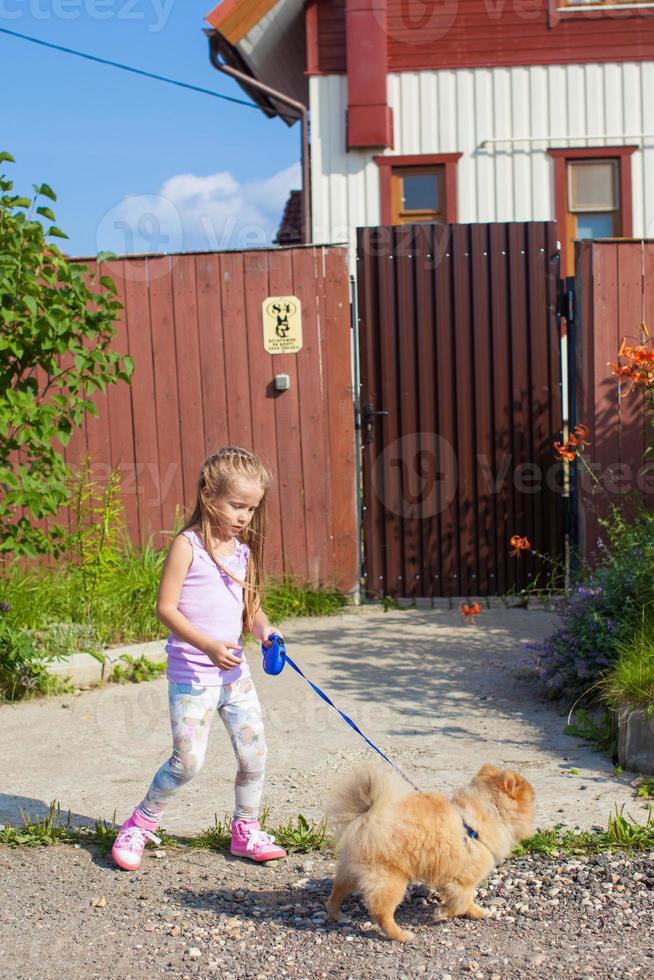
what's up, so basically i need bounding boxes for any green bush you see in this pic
[0,152,133,557]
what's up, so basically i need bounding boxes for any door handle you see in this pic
[362,402,388,446]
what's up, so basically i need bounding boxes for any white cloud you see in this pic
[96,162,301,255]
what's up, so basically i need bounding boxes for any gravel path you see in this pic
[2,842,652,979]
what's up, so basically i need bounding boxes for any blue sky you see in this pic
[0,1,301,256]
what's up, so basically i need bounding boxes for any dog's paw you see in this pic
[325,905,350,924]
[465,903,487,920]
[393,929,415,944]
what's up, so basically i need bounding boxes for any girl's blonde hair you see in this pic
[181,447,271,634]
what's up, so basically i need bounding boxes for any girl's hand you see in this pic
[206,640,243,670]
[262,628,284,648]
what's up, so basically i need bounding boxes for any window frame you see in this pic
[374,153,462,226]
[547,146,636,276]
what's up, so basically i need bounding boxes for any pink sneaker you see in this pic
[111,809,161,871]
[230,818,286,862]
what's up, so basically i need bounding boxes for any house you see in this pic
[205,0,654,275]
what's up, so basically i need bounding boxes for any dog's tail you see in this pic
[328,764,407,854]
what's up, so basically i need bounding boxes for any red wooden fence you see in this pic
[575,239,654,560]
[63,246,357,590]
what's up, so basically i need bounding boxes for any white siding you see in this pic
[310,63,654,261]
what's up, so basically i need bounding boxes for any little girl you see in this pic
[112,447,286,870]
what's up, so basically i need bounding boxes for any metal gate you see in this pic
[357,221,563,599]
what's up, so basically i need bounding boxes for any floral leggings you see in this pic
[137,675,267,823]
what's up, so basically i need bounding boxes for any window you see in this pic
[374,153,461,226]
[391,166,445,224]
[567,158,620,256]
[548,148,636,276]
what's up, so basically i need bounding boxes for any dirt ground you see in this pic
[2,607,653,978]
[1,841,652,980]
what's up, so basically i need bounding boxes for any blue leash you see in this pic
[262,634,421,793]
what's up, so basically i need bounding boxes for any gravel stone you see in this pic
[1,844,652,978]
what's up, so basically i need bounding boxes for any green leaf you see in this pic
[37,183,57,202]
[0,151,15,164]
[99,275,117,295]
[47,226,69,240]
[36,206,56,222]
[96,250,118,263]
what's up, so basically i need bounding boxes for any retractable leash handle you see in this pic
[260,632,421,793]
[262,632,286,675]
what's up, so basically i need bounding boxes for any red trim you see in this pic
[548,146,637,275]
[549,0,654,26]
[309,53,654,75]
[305,0,320,76]
[346,0,392,148]
[548,146,638,160]
[374,153,462,225]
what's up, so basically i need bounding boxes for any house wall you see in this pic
[310,62,654,259]
[314,0,654,74]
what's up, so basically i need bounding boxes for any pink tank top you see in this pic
[165,529,251,686]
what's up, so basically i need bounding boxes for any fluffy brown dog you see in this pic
[326,763,535,942]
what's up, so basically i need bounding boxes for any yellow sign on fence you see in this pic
[262,296,303,354]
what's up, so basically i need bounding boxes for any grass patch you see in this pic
[634,777,654,800]
[0,802,75,847]
[4,801,652,860]
[0,801,330,855]
[266,813,328,853]
[188,814,232,852]
[597,628,654,713]
[189,810,329,854]
[515,805,654,857]
[110,654,167,685]
[262,577,350,623]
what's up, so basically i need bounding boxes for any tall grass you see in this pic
[598,626,654,711]
[263,576,349,622]
[0,543,166,646]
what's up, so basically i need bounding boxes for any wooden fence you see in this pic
[575,239,654,560]
[63,246,357,590]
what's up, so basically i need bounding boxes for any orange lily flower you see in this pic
[509,534,531,557]
[572,423,590,446]
[459,600,481,624]
[611,328,654,394]
[554,441,577,462]
[554,422,590,461]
